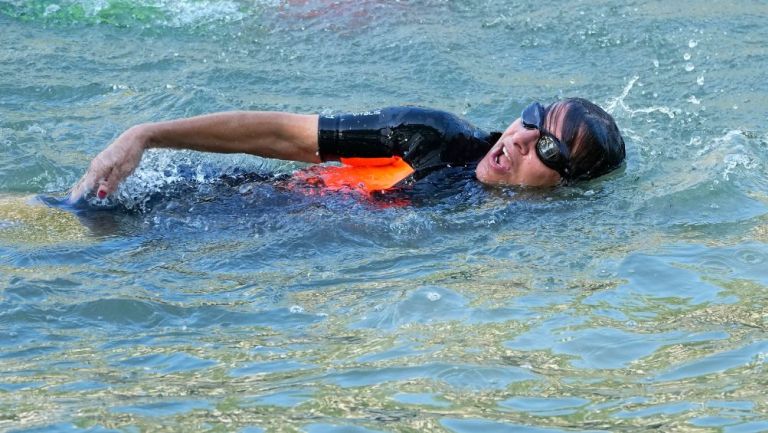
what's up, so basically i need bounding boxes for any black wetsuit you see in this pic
[318,106,501,180]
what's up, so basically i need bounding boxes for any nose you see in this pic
[512,125,540,155]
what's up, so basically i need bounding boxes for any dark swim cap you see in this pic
[548,98,626,182]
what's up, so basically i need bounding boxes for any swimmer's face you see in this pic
[475,102,567,187]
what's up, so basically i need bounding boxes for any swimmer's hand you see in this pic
[68,126,148,204]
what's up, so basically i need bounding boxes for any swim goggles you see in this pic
[521,102,572,180]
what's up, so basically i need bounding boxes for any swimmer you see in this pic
[68,99,625,202]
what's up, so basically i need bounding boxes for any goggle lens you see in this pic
[538,136,560,160]
[521,102,544,130]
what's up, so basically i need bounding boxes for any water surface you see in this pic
[1,1,767,432]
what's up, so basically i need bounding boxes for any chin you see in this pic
[474,164,494,185]
[475,162,509,186]
[475,171,506,187]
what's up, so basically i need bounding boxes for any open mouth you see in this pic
[491,143,512,171]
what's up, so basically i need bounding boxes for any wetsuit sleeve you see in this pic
[318,106,498,173]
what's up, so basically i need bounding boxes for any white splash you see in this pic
[722,151,758,181]
[158,0,246,27]
[604,75,639,115]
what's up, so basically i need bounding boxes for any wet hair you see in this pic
[545,98,625,182]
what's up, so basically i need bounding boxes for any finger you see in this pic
[96,178,113,199]
[96,170,120,199]
[67,174,94,204]
[70,156,110,199]
[73,164,113,202]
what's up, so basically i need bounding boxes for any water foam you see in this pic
[86,148,277,212]
[156,0,246,27]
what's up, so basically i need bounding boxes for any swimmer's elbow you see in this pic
[274,113,320,163]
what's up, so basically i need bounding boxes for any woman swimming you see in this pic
[68,98,625,202]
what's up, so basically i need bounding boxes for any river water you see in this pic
[1,1,767,432]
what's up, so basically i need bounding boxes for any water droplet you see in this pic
[426,292,441,302]
[685,63,695,72]
[697,75,705,86]
[289,305,304,313]
[652,59,659,68]
[44,4,61,15]
[688,39,698,48]
[683,52,691,61]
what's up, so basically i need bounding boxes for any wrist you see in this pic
[125,123,154,150]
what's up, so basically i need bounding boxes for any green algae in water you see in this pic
[0,0,166,27]
[0,195,88,245]
[0,0,248,28]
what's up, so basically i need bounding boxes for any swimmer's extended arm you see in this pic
[69,111,319,202]
[146,112,320,162]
